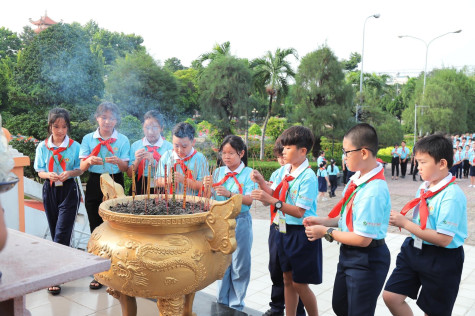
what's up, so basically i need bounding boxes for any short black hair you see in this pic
[172,122,195,140]
[280,126,314,153]
[273,136,284,157]
[413,134,453,168]
[344,123,378,156]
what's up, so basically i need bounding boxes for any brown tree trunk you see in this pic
[260,95,273,160]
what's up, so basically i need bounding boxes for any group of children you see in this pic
[450,134,475,185]
[33,102,467,316]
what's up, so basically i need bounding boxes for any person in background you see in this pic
[397,141,410,179]
[327,159,339,198]
[317,161,330,201]
[316,150,326,167]
[391,144,400,180]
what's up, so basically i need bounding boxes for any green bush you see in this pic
[9,139,39,180]
[320,137,343,166]
[120,115,143,144]
[248,123,261,136]
[266,117,289,141]
[247,140,275,160]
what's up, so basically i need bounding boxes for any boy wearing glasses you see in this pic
[156,122,209,196]
[304,123,391,316]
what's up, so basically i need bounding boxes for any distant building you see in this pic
[29,11,58,33]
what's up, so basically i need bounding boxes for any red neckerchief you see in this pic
[212,172,243,194]
[137,145,161,181]
[45,138,74,173]
[328,168,385,232]
[270,175,295,223]
[45,138,74,186]
[173,149,197,180]
[86,138,116,158]
[400,176,456,230]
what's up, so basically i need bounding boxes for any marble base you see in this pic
[149,291,262,316]
[193,292,261,315]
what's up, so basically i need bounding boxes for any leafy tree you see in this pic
[341,52,361,72]
[84,20,145,67]
[106,51,181,125]
[19,26,36,48]
[251,48,298,159]
[198,41,231,66]
[198,56,252,142]
[0,27,21,59]
[11,23,104,107]
[401,68,475,134]
[294,45,354,155]
[120,114,143,143]
[360,106,404,147]
[174,68,200,116]
[164,57,185,73]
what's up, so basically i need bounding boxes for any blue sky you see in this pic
[2,0,474,78]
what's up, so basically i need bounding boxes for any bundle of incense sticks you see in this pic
[131,165,136,203]
[171,166,176,202]
[183,170,187,209]
[146,164,151,200]
[164,164,169,214]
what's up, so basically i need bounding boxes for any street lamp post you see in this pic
[357,13,380,122]
[399,30,462,145]
[398,30,462,97]
[414,104,429,146]
[251,108,258,122]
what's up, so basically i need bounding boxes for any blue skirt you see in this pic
[318,176,327,193]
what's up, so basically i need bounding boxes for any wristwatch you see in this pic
[274,200,283,210]
[324,228,335,242]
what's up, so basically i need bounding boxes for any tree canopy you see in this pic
[11,23,104,107]
[105,51,181,125]
[199,55,252,139]
[294,45,354,154]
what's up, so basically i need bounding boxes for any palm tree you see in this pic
[251,48,298,159]
[198,41,231,66]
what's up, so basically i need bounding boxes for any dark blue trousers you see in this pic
[268,223,306,315]
[85,172,124,233]
[332,244,390,316]
[42,178,80,246]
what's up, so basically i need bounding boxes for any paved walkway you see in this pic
[24,167,475,315]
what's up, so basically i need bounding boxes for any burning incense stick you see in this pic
[164,164,169,206]
[183,173,187,209]
[146,164,151,201]
[172,167,176,202]
[131,165,136,203]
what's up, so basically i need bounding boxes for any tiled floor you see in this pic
[25,218,475,315]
